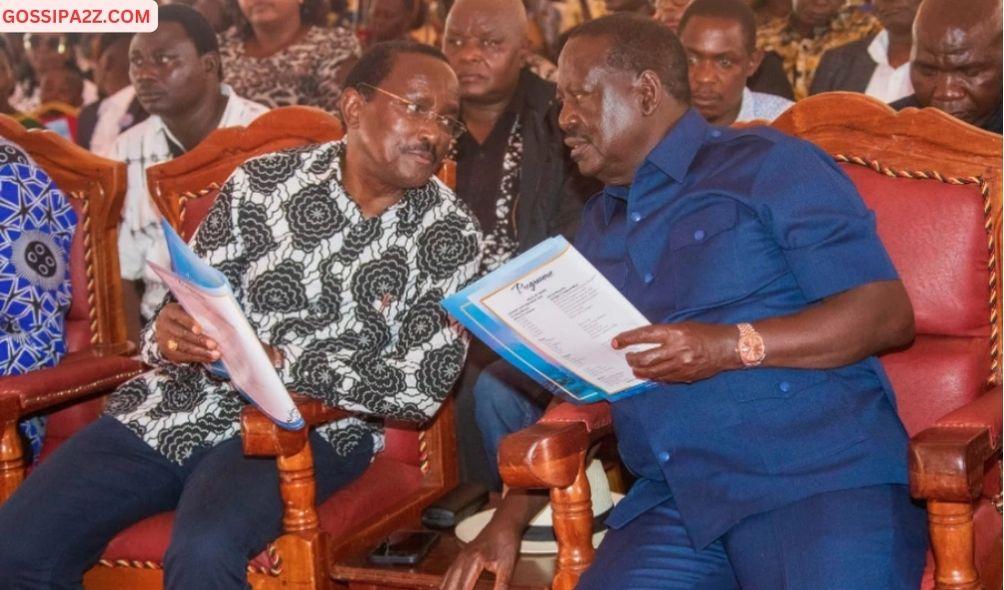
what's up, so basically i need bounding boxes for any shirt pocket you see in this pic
[669,201,741,310]
[727,368,868,473]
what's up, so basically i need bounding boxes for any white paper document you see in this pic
[148,220,304,429]
[443,237,657,403]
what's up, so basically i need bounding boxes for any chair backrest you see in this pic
[0,114,128,351]
[774,92,1003,436]
[147,105,458,488]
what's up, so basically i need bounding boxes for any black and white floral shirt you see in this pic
[105,141,482,464]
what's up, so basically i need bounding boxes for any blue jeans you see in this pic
[577,484,928,590]
[473,359,551,491]
[0,415,373,590]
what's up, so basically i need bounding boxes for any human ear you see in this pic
[636,69,663,116]
[339,87,365,129]
[746,48,764,79]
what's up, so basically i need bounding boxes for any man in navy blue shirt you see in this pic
[552,14,926,589]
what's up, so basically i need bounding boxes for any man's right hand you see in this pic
[154,303,220,364]
[440,515,523,590]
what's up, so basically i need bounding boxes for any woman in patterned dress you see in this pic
[219,0,361,114]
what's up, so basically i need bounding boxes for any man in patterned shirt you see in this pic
[0,138,76,464]
[757,0,880,99]
[0,41,481,589]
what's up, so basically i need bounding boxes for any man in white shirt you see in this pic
[678,0,793,126]
[105,5,267,337]
[810,0,921,103]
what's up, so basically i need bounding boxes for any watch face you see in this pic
[739,335,765,365]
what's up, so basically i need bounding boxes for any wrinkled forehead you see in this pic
[445,0,526,39]
[381,54,460,109]
[557,36,613,88]
[915,21,999,64]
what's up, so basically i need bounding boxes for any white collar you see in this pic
[867,30,892,67]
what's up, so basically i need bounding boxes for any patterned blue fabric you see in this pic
[0,162,77,462]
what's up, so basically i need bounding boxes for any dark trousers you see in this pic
[577,484,928,590]
[0,415,373,590]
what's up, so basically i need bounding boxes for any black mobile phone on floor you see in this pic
[367,530,440,565]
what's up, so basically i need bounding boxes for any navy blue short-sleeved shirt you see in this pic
[574,110,910,548]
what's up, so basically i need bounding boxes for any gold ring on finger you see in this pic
[166,339,179,352]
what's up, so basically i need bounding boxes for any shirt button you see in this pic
[630,211,643,222]
[658,451,671,463]
[710,129,722,138]
[643,272,655,284]
[693,229,706,241]
[779,381,791,393]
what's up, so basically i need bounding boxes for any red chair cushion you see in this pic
[843,164,992,339]
[99,456,423,567]
[879,336,992,437]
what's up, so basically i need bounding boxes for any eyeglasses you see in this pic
[23,34,68,54]
[358,83,467,140]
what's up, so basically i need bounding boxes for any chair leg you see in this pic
[0,419,24,504]
[273,441,330,590]
[928,500,983,590]
[550,459,595,590]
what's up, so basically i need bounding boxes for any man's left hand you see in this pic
[612,322,741,383]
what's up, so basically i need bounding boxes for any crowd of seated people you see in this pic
[0,0,999,588]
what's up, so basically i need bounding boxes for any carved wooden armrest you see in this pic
[910,388,1001,502]
[497,402,613,590]
[909,387,1002,590]
[240,395,355,550]
[0,344,144,421]
[498,402,613,489]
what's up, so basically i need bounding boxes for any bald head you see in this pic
[446,0,528,40]
[443,0,530,106]
[910,0,1002,127]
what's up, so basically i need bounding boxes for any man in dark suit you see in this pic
[810,0,920,102]
[890,0,1002,134]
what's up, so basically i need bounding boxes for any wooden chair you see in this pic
[82,105,461,590]
[0,114,145,505]
[498,93,1004,590]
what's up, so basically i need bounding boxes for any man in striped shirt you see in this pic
[105,4,267,336]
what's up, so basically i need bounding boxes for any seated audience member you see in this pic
[107,5,268,337]
[758,0,880,99]
[680,0,793,125]
[38,65,85,109]
[35,65,85,141]
[0,40,480,589]
[362,0,428,47]
[891,0,1002,134]
[13,34,97,113]
[657,0,793,99]
[0,138,76,465]
[811,0,921,102]
[439,0,599,488]
[445,13,928,590]
[219,0,359,113]
[76,34,148,153]
[0,40,41,129]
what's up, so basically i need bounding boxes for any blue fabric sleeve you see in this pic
[750,138,899,302]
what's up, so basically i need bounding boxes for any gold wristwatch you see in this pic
[736,322,766,367]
